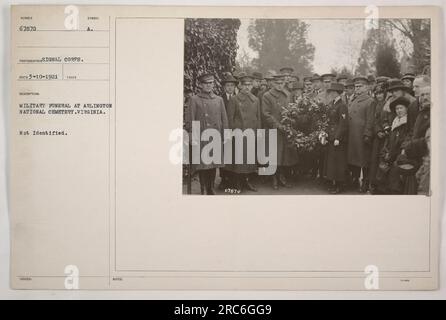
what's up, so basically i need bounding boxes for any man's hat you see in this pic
[326,82,345,93]
[337,74,348,81]
[401,73,416,81]
[264,70,276,80]
[237,72,253,83]
[374,82,388,94]
[345,78,354,88]
[389,96,410,113]
[279,67,294,75]
[252,72,263,80]
[303,75,313,83]
[367,74,376,83]
[290,74,300,81]
[273,71,286,79]
[222,73,238,84]
[311,73,321,81]
[376,76,390,84]
[198,73,214,83]
[321,73,336,79]
[353,75,368,83]
[388,79,410,92]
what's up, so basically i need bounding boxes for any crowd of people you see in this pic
[185,67,431,195]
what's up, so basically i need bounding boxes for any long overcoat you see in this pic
[404,107,430,161]
[226,91,261,174]
[324,97,349,181]
[187,92,229,171]
[347,92,375,168]
[380,117,410,193]
[262,87,299,167]
[369,98,394,184]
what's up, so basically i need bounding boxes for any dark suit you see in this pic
[324,97,349,182]
[222,93,234,111]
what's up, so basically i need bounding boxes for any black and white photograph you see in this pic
[183,18,431,196]
[4,4,443,296]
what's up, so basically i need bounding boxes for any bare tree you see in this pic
[383,19,430,74]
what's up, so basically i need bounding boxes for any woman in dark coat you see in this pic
[323,83,349,194]
[378,97,411,194]
[368,83,394,194]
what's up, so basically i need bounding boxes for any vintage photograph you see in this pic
[8,5,441,294]
[183,18,431,196]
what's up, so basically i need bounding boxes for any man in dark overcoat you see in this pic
[347,76,375,192]
[187,73,229,195]
[218,73,238,190]
[403,86,431,166]
[262,72,298,189]
[408,75,430,129]
[222,73,237,110]
[226,72,261,193]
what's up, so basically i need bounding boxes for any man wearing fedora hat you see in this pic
[233,71,244,94]
[347,75,375,193]
[388,79,415,101]
[402,85,431,172]
[187,72,229,195]
[221,73,238,110]
[408,75,430,130]
[262,72,299,189]
[218,73,238,191]
[226,72,261,193]
[324,83,349,194]
[405,85,431,194]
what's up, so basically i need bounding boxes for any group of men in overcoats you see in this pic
[185,67,431,195]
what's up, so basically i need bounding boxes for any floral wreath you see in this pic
[280,95,329,153]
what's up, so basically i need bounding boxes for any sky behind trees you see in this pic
[236,19,412,75]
